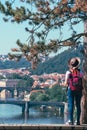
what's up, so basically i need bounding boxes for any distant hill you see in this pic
[0,57,31,69]
[0,46,84,75]
[31,47,84,75]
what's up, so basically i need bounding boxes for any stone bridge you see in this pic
[0,99,65,115]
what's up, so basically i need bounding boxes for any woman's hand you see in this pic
[60,82,68,87]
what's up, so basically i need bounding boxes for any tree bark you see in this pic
[80,20,87,124]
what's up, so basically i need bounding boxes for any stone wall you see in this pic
[0,124,87,130]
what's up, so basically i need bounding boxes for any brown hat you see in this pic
[69,57,81,69]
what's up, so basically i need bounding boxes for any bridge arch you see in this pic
[0,86,22,98]
[0,99,65,117]
[0,89,12,98]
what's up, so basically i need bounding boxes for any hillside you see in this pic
[0,57,31,69]
[31,47,84,75]
[0,46,83,75]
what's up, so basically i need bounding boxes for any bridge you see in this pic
[1,99,82,130]
[0,98,65,115]
[0,86,45,98]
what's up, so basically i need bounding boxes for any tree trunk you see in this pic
[80,20,87,124]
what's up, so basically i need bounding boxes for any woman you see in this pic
[61,57,83,125]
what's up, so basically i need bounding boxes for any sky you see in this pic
[0,1,84,56]
[0,14,29,55]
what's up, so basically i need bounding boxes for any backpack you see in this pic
[68,69,83,91]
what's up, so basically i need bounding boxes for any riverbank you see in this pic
[0,124,87,130]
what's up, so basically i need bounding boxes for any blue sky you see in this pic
[0,16,84,55]
[0,14,29,55]
[0,0,29,55]
[0,1,84,55]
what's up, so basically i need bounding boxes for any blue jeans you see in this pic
[67,88,82,124]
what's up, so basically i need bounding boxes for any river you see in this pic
[0,104,64,124]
